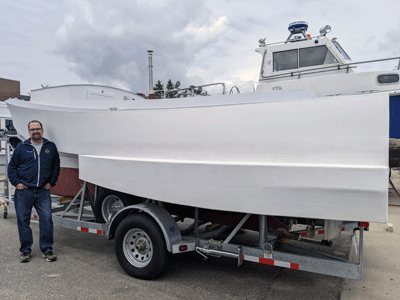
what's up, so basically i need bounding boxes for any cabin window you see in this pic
[377,74,399,85]
[299,46,338,68]
[273,46,337,72]
[273,49,298,71]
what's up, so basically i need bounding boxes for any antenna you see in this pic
[286,21,309,42]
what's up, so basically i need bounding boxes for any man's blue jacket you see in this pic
[8,138,60,188]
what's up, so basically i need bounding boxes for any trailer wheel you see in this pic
[115,214,169,280]
[94,189,134,223]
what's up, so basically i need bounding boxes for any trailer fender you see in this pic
[107,203,182,252]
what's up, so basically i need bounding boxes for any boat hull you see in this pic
[6,91,389,222]
[79,154,387,222]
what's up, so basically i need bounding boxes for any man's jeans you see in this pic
[14,188,54,254]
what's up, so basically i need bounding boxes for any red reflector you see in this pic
[179,245,188,252]
[360,222,369,228]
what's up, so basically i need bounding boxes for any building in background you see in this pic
[0,78,30,101]
[0,78,20,101]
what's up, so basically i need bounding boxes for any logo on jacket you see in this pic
[45,149,50,154]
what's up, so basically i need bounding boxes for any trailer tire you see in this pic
[94,189,135,223]
[115,214,169,279]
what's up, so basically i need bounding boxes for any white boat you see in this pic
[6,82,389,223]
[8,22,400,225]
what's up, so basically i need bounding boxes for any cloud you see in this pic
[54,0,229,93]
[3,0,400,95]
[175,16,229,52]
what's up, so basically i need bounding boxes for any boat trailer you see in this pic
[1,137,368,280]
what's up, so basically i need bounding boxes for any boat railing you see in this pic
[261,56,400,80]
[161,82,226,98]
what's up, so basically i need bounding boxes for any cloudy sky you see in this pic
[1,0,400,96]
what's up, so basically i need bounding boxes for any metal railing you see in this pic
[155,82,226,98]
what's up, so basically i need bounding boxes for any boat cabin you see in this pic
[257,22,350,77]
[255,21,400,97]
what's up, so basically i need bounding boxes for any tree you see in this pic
[153,80,164,99]
[166,79,178,98]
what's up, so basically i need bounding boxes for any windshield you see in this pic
[273,45,338,72]
[332,40,351,60]
[299,46,338,67]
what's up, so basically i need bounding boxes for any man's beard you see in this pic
[32,134,42,141]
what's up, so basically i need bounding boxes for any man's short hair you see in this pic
[28,120,43,130]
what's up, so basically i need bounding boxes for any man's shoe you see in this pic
[43,251,57,262]
[20,252,31,263]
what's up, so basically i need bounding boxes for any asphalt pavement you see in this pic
[0,171,399,300]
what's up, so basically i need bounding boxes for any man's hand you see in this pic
[16,183,26,190]
[44,183,52,190]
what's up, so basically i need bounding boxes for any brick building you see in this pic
[0,78,21,101]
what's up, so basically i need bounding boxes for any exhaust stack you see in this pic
[148,50,155,99]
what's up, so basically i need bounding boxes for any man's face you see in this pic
[29,122,43,142]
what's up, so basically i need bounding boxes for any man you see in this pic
[8,120,60,263]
